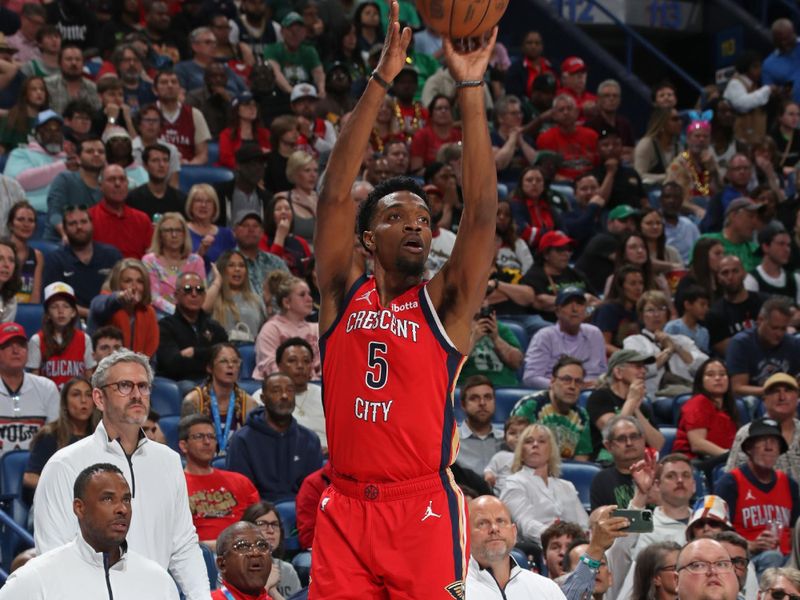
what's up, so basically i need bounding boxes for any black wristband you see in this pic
[455,80,484,89]
[371,70,392,90]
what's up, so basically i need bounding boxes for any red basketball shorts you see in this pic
[308,468,468,599]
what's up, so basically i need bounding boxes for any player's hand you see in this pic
[374,1,412,83]
[442,27,498,83]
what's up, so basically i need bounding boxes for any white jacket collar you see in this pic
[74,533,129,570]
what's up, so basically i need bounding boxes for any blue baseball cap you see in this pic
[35,109,63,129]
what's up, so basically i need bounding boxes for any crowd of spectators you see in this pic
[5,0,800,598]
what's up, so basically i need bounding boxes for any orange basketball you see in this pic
[416,0,508,39]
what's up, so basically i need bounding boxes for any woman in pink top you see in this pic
[142,212,206,318]
[673,358,739,469]
[254,270,320,380]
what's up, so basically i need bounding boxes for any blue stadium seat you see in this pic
[660,427,677,455]
[238,379,261,395]
[494,388,533,423]
[28,239,62,259]
[710,463,728,493]
[159,415,180,452]
[211,456,227,470]
[560,460,601,512]
[200,543,218,590]
[292,551,311,587]
[207,142,220,166]
[693,468,708,500]
[500,321,529,353]
[274,500,299,552]
[735,398,751,425]
[671,393,693,425]
[178,166,234,194]
[0,450,30,529]
[578,389,591,409]
[151,377,182,417]
[15,303,43,338]
[652,396,675,426]
[238,344,256,379]
[510,548,530,570]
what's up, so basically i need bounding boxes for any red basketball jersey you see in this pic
[320,276,465,482]
[731,467,792,554]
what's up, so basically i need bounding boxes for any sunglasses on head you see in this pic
[182,284,206,294]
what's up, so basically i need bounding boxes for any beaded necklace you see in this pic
[394,100,423,142]
[681,151,711,197]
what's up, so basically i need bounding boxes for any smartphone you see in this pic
[611,509,654,533]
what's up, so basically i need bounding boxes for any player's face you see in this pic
[545,534,573,578]
[278,345,313,387]
[365,192,432,278]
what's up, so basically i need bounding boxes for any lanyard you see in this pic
[209,388,236,453]
[219,585,236,600]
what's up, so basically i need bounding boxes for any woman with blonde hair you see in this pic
[185,183,235,264]
[88,258,159,357]
[142,212,206,318]
[633,106,683,185]
[206,250,267,342]
[285,151,319,245]
[254,270,320,380]
[499,423,589,544]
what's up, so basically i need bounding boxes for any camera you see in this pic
[478,306,493,319]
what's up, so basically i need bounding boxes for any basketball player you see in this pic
[308,2,498,598]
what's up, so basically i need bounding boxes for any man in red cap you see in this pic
[0,322,59,458]
[559,55,597,115]
[521,230,597,322]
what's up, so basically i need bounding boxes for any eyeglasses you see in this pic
[255,519,281,530]
[643,307,667,315]
[730,557,749,569]
[188,432,217,442]
[101,380,152,396]
[678,560,734,574]
[554,375,584,386]
[216,358,242,367]
[769,590,800,600]
[230,540,271,555]
[181,284,206,295]
[657,564,677,572]
[612,432,643,444]
[161,227,183,235]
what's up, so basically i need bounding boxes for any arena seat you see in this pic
[670,394,693,425]
[15,303,44,338]
[200,543,218,590]
[238,344,256,379]
[660,427,677,455]
[237,379,261,396]
[494,388,533,423]
[28,239,62,259]
[578,389,592,409]
[501,321,528,353]
[178,166,234,195]
[211,456,227,470]
[651,396,675,426]
[206,142,220,166]
[0,450,30,530]
[274,500,299,552]
[151,377,182,417]
[159,415,180,452]
[710,463,728,493]
[560,460,601,512]
[292,551,311,587]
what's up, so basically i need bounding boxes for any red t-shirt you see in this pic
[672,394,737,458]
[218,127,271,169]
[185,468,260,543]
[409,125,462,167]
[535,126,598,180]
[88,199,153,259]
[295,462,332,549]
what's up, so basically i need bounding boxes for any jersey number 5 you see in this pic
[365,341,388,390]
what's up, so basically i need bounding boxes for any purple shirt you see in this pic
[523,323,607,389]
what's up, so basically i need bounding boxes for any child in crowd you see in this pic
[664,284,711,354]
[484,415,529,495]
[27,282,96,388]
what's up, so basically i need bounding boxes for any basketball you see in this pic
[416,0,508,39]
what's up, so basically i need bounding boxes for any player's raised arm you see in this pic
[315,2,411,326]
[428,31,499,354]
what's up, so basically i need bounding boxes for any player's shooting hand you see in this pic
[374,1,412,83]
[442,27,498,83]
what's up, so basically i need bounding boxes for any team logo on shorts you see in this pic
[444,580,464,599]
